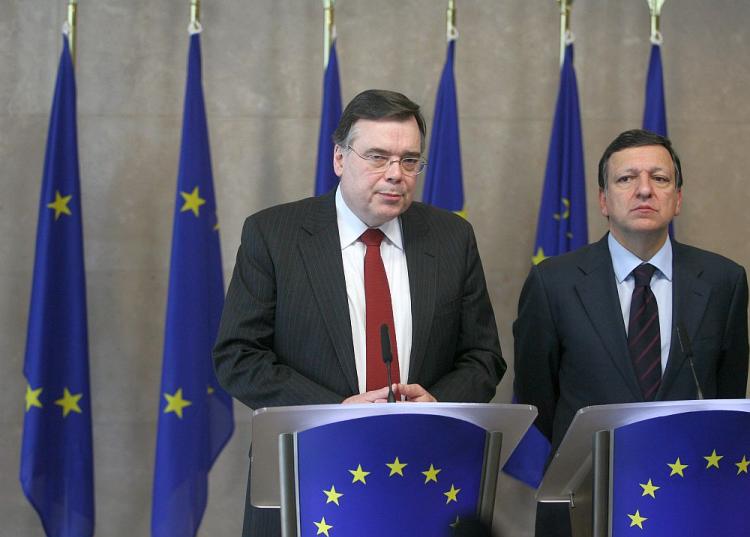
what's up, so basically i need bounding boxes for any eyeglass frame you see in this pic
[345,145,428,176]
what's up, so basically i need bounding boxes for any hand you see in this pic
[342,386,391,404]
[394,383,437,403]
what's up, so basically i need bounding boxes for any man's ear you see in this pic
[333,145,344,177]
[599,188,609,218]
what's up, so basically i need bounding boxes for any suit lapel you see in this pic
[575,236,643,401]
[297,193,359,394]
[659,242,711,397]
[401,205,437,383]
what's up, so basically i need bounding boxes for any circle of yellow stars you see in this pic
[626,449,750,531]
[312,458,467,535]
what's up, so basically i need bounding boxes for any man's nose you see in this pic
[384,158,403,181]
[635,173,653,196]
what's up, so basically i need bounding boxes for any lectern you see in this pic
[250,403,536,537]
[537,399,750,537]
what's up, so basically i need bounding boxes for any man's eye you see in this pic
[653,176,670,183]
[401,158,419,169]
[616,176,633,183]
[367,154,389,164]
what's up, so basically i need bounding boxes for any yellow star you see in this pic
[422,464,441,484]
[349,464,370,485]
[532,246,548,265]
[386,456,407,477]
[705,449,723,469]
[628,510,648,529]
[54,387,83,417]
[313,517,333,536]
[163,388,192,418]
[323,485,343,506]
[207,385,215,395]
[736,456,750,475]
[454,209,467,220]
[180,186,206,217]
[444,484,460,504]
[25,385,43,411]
[668,457,688,477]
[47,190,73,220]
[449,515,460,529]
[639,479,660,498]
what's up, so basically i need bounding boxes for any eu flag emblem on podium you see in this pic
[612,410,750,536]
[297,414,486,536]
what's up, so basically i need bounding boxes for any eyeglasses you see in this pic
[346,145,427,176]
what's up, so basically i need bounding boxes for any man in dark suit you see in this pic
[213,89,505,536]
[513,129,749,537]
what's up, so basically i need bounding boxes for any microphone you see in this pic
[676,322,704,400]
[380,324,397,403]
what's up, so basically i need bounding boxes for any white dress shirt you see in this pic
[336,187,412,394]
[608,233,673,374]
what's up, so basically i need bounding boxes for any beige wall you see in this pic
[3,1,749,535]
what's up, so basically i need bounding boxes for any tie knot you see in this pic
[633,263,657,287]
[360,228,385,247]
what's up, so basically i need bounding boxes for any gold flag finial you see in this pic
[446,0,457,42]
[190,0,200,26]
[323,0,335,68]
[67,0,78,66]
[646,0,667,43]
[558,0,572,66]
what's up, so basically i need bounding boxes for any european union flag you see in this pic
[297,414,486,536]
[20,33,95,537]
[151,30,234,537]
[314,40,342,196]
[422,39,464,215]
[612,410,750,535]
[643,43,668,137]
[504,43,587,488]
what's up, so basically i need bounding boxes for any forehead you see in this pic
[349,117,421,150]
[607,145,674,176]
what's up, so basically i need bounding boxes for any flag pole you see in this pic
[646,0,666,42]
[323,0,335,68]
[446,0,456,42]
[558,0,572,66]
[191,0,201,25]
[67,0,78,66]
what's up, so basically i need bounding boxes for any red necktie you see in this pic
[628,263,661,400]
[361,229,401,391]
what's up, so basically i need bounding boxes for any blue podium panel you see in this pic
[612,410,750,536]
[296,414,486,537]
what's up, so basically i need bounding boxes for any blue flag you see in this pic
[642,42,674,238]
[422,39,464,214]
[151,32,234,537]
[314,40,342,196]
[643,43,668,137]
[297,414,486,536]
[20,34,95,537]
[503,43,587,488]
[612,411,750,535]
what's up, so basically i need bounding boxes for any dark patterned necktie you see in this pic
[361,229,401,391]
[628,263,661,400]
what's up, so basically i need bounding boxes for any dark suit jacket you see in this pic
[213,191,505,536]
[513,234,748,537]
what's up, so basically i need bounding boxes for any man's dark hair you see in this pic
[332,89,427,152]
[598,129,683,190]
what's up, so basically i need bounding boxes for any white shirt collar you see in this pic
[608,232,673,283]
[335,186,404,250]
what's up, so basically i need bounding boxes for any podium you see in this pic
[250,403,536,537]
[537,399,750,537]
